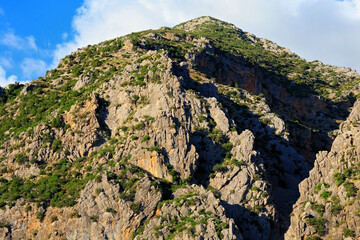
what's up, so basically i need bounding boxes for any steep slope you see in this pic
[286,100,360,239]
[0,16,358,240]
[174,17,359,161]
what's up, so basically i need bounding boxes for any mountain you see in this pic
[0,16,359,240]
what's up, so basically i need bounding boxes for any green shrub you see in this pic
[36,211,45,222]
[310,202,325,216]
[253,174,261,181]
[320,191,331,199]
[206,185,220,198]
[212,164,227,173]
[141,135,150,142]
[90,215,98,222]
[198,114,206,122]
[95,188,103,196]
[51,216,58,223]
[51,139,62,152]
[343,181,357,197]
[105,207,116,214]
[230,159,244,167]
[0,222,11,229]
[134,122,145,130]
[306,236,322,240]
[70,210,81,218]
[208,129,224,144]
[330,204,342,215]
[343,228,355,237]
[306,217,326,235]
[261,118,271,125]
[51,116,62,128]
[131,95,139,103]
[149,145,161,153]
[91,59,101,67]
[15,153,27,164]
[166,91,173,98]
[222,142,233,152]
[130,202,141,214]
[333,172,345,186]
[94,175,101,183]
[25,205,32,212]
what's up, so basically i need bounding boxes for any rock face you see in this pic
[0,171,162,240]
[285,100,360,240]
[135,185,243,240]
[0,16,359,240]
[189,40,346,162]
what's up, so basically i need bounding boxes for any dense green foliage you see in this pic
[343,228,355,237]
[0,159,95,208]
[0,83,23,105]
[306,217,326,235]
[0,80,82,145]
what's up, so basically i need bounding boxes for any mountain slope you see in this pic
[286,99,360,239]
[0,16,358,240]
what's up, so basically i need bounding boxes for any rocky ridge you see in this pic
[0,16,358,240]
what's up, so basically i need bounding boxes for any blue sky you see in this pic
[0,0,359,86]
[0,1,83,85]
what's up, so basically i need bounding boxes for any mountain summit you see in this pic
[0,16,359,239]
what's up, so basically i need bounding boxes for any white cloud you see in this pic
[53,0,161,66]
[0,66,17,87]
[0,32,37,50]
[342,0,360,19]
[26,36,37,50]
[0,57,12,69]
[53,0,360,73]
[62,32,68,41]
[20,58,47,80]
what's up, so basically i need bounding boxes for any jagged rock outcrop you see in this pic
[286,100,360,239]
[135,185,243,240]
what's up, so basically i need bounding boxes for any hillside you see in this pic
[286,99,360,239]
[0,16,359,240]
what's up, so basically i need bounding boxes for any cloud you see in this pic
[0,31,37,50]
[0,57,13,69]
[62,32,68,41]
[20,58,47,80]
[26,36,37,50]
[53,0,360,73]
[0,66,17,87]
[344,0,360,20]
[53,0,162,67]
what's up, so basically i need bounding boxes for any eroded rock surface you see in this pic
[0,16,358,240]
[286,100,360,239]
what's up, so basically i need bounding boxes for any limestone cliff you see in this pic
[285,100,360,239]
[0,16,358,240]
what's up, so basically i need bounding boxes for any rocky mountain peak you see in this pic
[175,16,238,32]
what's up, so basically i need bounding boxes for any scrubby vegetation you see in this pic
[0,16,358,240]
